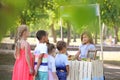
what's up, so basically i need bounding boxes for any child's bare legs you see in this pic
[52,72,58,80]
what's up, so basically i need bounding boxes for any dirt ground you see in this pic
[0,53,120,80]
[104,63,120,80]
[0,53,14,80]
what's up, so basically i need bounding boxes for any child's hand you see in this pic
[29,68,34,75]
[54,76,59,80]
[34,68,38,76]
[77,57,81,61]
[55,78,59,80]
[67,72,69,76]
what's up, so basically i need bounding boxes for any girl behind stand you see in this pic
[75,31,96,60]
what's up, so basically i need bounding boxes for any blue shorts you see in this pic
[35,71,48,80]
[57,70,67,80]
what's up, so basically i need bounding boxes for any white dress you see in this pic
[48,55,56,80]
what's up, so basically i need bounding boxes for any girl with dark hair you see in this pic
[48,43,58,80]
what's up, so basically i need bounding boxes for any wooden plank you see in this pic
[98,61,101,79]
[96,60,99,79]
[95,60,99,80]
[67,60,104,80]
[83,61,88,80]
[71,61,75,80]
[97,61,100,79]
[79,61,84,80]
[92,60,96,80]
[99,61,104,80]
[88,62,92,80]
[75,60,80,80]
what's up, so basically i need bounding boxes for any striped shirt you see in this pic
[34,43,48,72]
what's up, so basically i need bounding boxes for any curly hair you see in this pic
[57,41,66,51]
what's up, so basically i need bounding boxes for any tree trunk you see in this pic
[21,18,26,24]
[20,14,26,24]
[94,31,97,44]
[114,26,119,44]
[51,23,57,43]
[73,33,76,42]
[10,31,14,39]
[61,26,64,41]
[67,21,71,46]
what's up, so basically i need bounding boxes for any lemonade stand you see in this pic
[60,4,104,80]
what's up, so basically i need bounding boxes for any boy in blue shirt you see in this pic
[55,41,69,80]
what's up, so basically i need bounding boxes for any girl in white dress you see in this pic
[48,43,58,80]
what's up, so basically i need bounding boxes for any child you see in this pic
[55,41,69,80]
[75,31,96,60]
[12,25,34,80]
[48,43,58,80]
[34,30,48,80]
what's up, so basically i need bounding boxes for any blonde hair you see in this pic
[15,25,28,43]
[14,25,28,58]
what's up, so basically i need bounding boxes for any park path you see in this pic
[104,64,120,80]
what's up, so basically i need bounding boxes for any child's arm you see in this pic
[32,52,35,75]
[51,58,58,80]
[75,50,81,61]
[35,53,44,75]
[65,55,69,76]
[25,43,33,74]
[14,46,18,59]
[52,72,58,80]
[66,65,69,76]
[14,43,20,59]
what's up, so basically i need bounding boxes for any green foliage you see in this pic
[1,0,120,42]
[100,0,120,26]
[60,4,98,34]
[0,0,27,41]
[19,0,60,33]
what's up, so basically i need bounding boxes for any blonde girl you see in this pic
[12,25,34,80]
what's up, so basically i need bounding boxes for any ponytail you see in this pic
[14,25,28,58]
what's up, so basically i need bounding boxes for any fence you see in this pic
[67,60,104,80]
